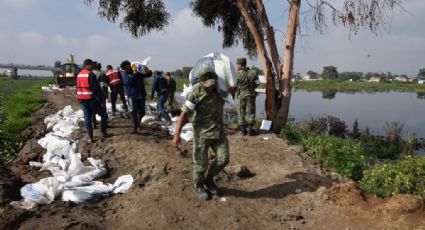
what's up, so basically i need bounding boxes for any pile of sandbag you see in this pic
[11,105,133,209]
[41,84,64,92]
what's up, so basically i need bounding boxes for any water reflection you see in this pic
[255,90,425,138]
[322,90,337,100]
[417,92,425,99]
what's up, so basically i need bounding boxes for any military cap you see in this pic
[198,68,216,87]
[236,58,246,66]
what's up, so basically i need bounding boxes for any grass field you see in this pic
[293,80,425,93]
[0,76,50,164]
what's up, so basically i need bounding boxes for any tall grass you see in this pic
[0,77,49,164]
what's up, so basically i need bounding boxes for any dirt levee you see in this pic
[1,88,424,229]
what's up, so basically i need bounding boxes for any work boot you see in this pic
[87,128,94,143]
[240,125,247,136]
[193,185,209,200]
[101,132,111,139]
[247,124,256,136]
[205,176,220,196]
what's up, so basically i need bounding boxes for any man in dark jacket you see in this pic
[120,60,152,134]
[151,71,171,123]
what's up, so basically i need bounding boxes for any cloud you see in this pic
[86,34,109,49]
[52,34,67,46]
[19,32,45,45]
[0,0,37,8]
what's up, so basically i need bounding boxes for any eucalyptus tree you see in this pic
[85,0,406,130]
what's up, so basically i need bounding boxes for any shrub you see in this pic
[359,156,425,199]
[302,134,365,180]
[281,124,302,144]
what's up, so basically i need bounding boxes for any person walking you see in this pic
[165,72,176,110]
[76,58,109,143]
[172,68,229,200]
[106,65,128,115]
[151,71,171,123]
[93,62,109,100]
[236,58,260,136]
[121,60,152,134]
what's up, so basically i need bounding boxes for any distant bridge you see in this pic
[0,63,62,78]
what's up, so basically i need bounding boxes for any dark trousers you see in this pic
[157,93,171,121]
[157,93,168,113]
[80,100,108,139]
[130,97,145,131]
[110,86,128,113]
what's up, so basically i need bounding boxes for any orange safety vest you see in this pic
[106,69,122,86]
[76,69,93,100]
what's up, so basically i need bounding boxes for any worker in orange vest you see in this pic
[106,65,128,115]
[76,58,110,143]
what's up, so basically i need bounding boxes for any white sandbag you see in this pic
[12,104,135,209]
[188,52,237,99]
[131,57,151,74]
[20,177,61,203]
[141,115,156,124]
[111,175,134,194]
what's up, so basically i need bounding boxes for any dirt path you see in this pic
[1,89,425,230]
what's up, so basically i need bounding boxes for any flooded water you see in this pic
[254,90,425,138]
[175,90,425,138]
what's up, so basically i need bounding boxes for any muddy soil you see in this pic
[1,88,425,230]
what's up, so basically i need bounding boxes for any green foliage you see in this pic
[280,124,302,145]
[338,72,363,81]
[0,78,48,165]
[302,134,365,180]
[351,119,360,139]
[85,0,170,37]
[306,70,319,79]
[190,0,258,58]
[360,156,425,199]
[384,121,404,143]
[181,67,193,79]
[293,80,425,93]
[418,68,425,80]
[320,66,338,80]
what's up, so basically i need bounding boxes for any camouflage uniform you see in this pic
[237,67,259,127]
[181,83,229,187]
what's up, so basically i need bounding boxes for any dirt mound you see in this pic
[1,89,425,229]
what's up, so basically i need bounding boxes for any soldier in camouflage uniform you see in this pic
[236,58,260,136]
[172,69,229,200]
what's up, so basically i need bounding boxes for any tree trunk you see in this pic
[273,0,300,131]
[235,0,275,120]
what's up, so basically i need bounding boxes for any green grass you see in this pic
[0,76,49,164]
[293,80,425,93]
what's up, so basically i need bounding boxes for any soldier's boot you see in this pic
[240,125,247,136]
[87,128,94,144]
[193,184,209,200]
[247,124,256,136]
[161,112,172,125]
[205,176,220,196]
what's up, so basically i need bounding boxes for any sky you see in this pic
[0,0,424,76]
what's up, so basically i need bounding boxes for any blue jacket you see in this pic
[151,75,168,98]
[122,70,152,99]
